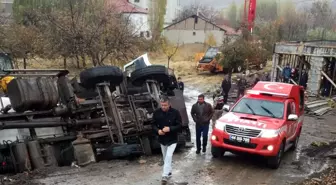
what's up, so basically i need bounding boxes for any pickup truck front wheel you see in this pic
[267,142,284,169]
[290,132,301,151]
[211,145,225,158]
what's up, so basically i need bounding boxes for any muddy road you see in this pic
[14,87,336,185]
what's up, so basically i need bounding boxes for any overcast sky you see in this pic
[180,0,334,10]
[181,0,244,9]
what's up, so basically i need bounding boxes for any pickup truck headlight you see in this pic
[260,129,280,138]
[214,121,226,131]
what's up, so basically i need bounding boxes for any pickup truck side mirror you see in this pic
[223,105,230,112]
[288,114,298,121]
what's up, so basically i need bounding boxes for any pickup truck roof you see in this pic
[246,81,302,99]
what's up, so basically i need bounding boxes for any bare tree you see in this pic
[175,3,219,22]
[160,37,180,68]
[27,0,143,67]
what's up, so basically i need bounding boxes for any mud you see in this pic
[4,87,336,185]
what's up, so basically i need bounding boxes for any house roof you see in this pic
[105,0,148,14]
[163,14,226,32]
[163,14,241,35]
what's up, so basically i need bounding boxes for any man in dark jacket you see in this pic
[191,94,214,154]
[237,74,248,101]
[282,63,292,83]
[152,97,182,183]
[177,77,184,92]
[221,75,231,104]
[253,74,260,86]
[299,69,308,89]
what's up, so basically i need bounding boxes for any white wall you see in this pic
[123,13,151,39]
[163,29,225,46]
[128,0,149,10]
[164,0,181,26]
[128,0,181,28]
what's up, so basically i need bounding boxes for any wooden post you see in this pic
[23,58,27,69]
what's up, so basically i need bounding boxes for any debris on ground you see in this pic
[305,98,335,116]
[299,166,336,185]
[304,141,336,158]
[138,159,147,164]
[311,141,330,147]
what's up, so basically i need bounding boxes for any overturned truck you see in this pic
[0,62,190,174]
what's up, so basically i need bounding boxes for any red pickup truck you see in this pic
[211,81,305,169]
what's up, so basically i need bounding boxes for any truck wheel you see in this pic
[130,65,169,86]
[290,131,301,151]
[140,136,152,156]
[211,145,225,158]
[80,66,123,88]
[177,134,186,148]
[267,142,284,169]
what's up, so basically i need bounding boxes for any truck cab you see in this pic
[211,81,305,169]
[197,47,223,73]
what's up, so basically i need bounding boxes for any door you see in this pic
[286,100,297,139]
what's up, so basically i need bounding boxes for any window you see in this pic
[0,54,13,72]
[231,98,284,119]
[193,32,196,36]
[290,102,296,115]
[286,103,291,118]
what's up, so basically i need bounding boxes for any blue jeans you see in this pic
[196,124,210,150]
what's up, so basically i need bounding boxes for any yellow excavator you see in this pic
[0,53,15,94]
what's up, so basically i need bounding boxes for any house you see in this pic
[106,0,151,39]
[128,0,181,27]
[163,14,241,46]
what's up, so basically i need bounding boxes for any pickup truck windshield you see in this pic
[203,48,219,58]
[231,98,284,119]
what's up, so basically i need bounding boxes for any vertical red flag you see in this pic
[248,0,256,33]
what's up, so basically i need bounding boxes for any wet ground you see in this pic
[6,87,336,185]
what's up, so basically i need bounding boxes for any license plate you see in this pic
[229,135,250,143]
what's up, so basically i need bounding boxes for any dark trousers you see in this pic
[283,78,290,83]
[196,124,209,150]
[236,89,245,101]
[222,91,229,104]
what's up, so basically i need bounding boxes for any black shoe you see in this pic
[196,150,200,154]
[202,148,206,153]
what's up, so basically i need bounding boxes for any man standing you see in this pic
[191,94,214,154]
[237,74,248,101]
[221,75,231,104]
[262,72,270,81]
[177,77,184,92]
[152,97,182,183]
[282,63,292,83]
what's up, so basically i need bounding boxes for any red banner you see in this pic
[248,0,256,32]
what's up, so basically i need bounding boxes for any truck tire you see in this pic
[211,145,225,158]
[80,66,123,88]
[267,142,284,169]
[290,130,301,151]
[140,136,152,155]
[130,65,169,86]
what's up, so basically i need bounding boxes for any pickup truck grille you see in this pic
[225,125,261,137]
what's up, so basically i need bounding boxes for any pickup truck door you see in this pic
[285,100,297,139]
